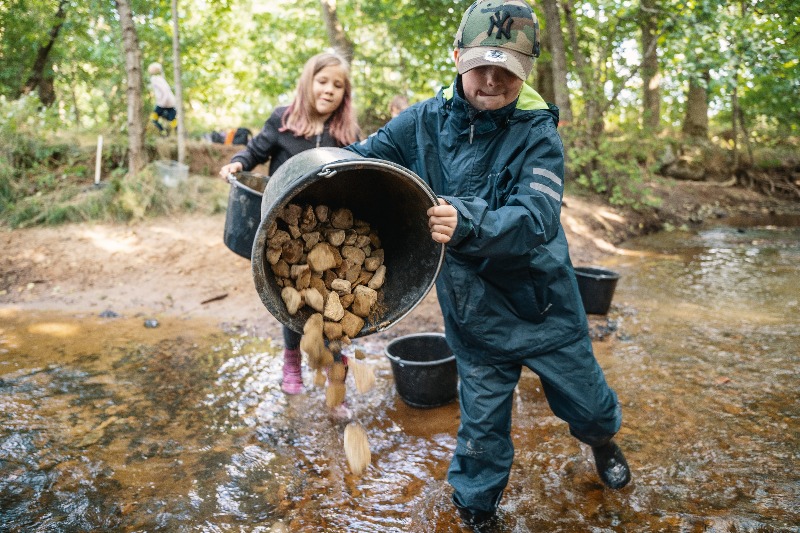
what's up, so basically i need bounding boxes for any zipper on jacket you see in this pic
[469,124,474,144]
[316,133,321,148]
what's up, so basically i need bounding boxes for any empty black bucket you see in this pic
[574,266,620,315]
[251,147,445,338]
[385,333,458,408]
[223,172,269,259]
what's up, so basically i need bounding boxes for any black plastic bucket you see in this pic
[385,333,458,408]
[223,172,269,259]
[251,147,445,338]
[574,266,620,315]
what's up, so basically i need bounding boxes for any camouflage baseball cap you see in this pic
[454,0,541,81]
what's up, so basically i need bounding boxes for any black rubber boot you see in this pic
[591,440,631,489]
[453,497,497,530]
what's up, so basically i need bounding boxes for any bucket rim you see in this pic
[229,172,267,197]
[155,159,188,169]
[384,332,455,367]
[574,266,620,281]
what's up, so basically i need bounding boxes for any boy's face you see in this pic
[455,49,523,111]
[461,64,524,111]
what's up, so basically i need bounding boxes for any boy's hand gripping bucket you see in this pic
[251,147,445,338]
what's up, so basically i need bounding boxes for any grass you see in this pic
[0,130,230,228]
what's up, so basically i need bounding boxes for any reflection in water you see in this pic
[1,221,798,532]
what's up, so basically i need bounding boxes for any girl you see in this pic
[219,52,360,400]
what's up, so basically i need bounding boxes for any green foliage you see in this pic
[657,0,800,136]
[2,0,798,227]
[562,125,662,210]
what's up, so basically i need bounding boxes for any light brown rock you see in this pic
[307,243,339,272]
[266,247,282,265]
[330,208,354,229]
[331,278,352,295]
[281,239,304,264]
[299,205,317,233]
[367,264,386,289]
[281,203,302,226]
[340,311,364,338]
[326,229,346,247]
[314,205,329,223]
[302,287,324,312]
[324,292,345,321]
[281,286,303,315]
[268,229,291,249]
[323,321,343,340]
[271,260,290,279]
[341,245,366,266]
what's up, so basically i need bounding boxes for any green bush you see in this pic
[562,126,662,210]
[1,95,228,227]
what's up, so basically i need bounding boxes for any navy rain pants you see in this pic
[447,335,622,513]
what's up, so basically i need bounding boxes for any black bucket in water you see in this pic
[385,333,458,408]
[223,172,269,259]
[251,147,445,338]
[574,266,620,315]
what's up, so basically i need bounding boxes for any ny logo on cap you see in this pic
[488,11,512,40]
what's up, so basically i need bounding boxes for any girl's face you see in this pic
[312,64,347,118]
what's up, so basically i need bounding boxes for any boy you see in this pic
[147,62,177,135]
[346,0,630,527]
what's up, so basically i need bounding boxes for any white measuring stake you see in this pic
[95,135,103,185]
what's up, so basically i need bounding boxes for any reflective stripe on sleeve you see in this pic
[530,182,561,201]
[531,167,562,186]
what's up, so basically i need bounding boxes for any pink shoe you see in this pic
[281,349,304,395]
[329,402,352,420]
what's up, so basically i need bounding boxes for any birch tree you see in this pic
[115,0,145,173]
[171,0,186,164]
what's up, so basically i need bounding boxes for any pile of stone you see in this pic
[267,202,387,343]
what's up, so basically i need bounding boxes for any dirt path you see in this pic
[1,182,794,344]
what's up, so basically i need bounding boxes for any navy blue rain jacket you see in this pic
[346,81,588,362]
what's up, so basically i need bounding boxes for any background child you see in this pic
[219,52,360,407]
[346,0,630,527]
[147,62,176,135]
[389,94,409,118]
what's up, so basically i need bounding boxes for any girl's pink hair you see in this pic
[281,52,360,146]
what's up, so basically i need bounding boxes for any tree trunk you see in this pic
[115,0,146,174]
[540,0,573,123]
[731,86,740,168]
[563,0,601,134]
[640,0,661,132]
[21,0,67,106]
[682,70,709,138]
[172,0,186,165]
[534,20,555,104]
[70,83,81,126]
[319,0,354,63]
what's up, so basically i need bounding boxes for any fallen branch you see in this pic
[200,293,228,305]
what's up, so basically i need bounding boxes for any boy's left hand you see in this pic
[427,199,457,244]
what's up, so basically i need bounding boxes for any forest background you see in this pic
[0,0,798,228]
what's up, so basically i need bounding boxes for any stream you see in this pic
[1,215,798,532]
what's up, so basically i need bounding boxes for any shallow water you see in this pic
[1,217,798,532]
